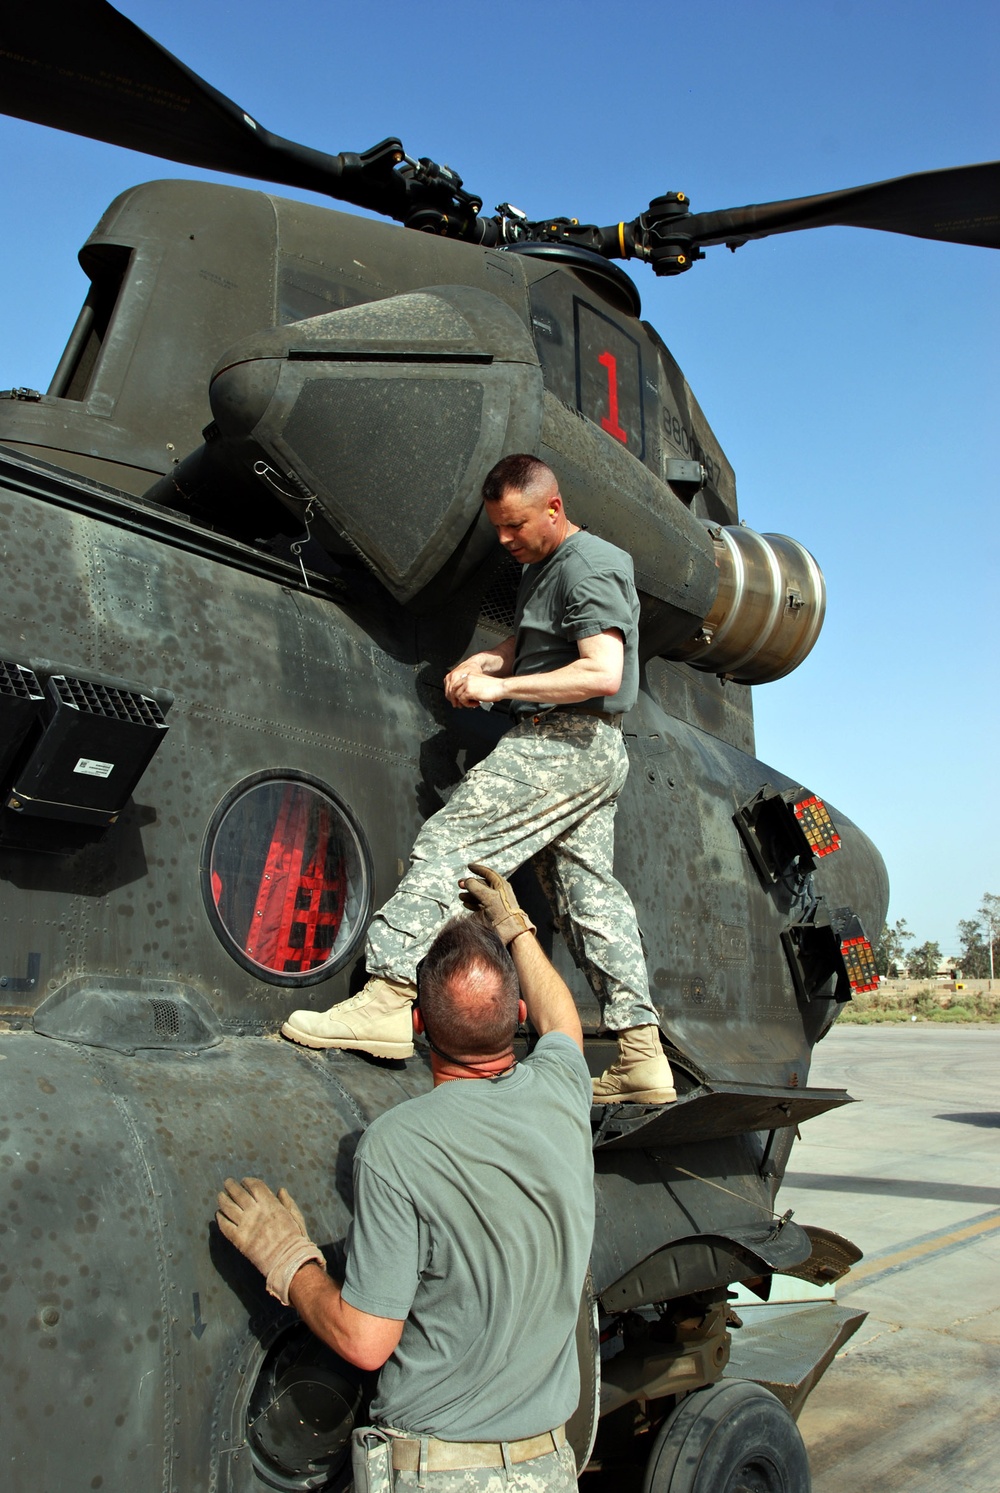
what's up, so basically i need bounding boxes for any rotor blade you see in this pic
[685,162,1000,251]
[0,0,406,214]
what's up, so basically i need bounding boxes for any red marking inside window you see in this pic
[598,351,628,444]
[246,786,346,972]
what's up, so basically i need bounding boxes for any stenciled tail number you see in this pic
[598,351,628,445]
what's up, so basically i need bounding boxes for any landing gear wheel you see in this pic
[641,1380,811,1493]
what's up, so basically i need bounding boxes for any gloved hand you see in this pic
[216,1177,326,1305]
[459,862,537,946]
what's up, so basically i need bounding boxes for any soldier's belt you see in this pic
[385,1424,566,1471]
[518,706,624,728]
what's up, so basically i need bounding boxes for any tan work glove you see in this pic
[216,1177,326,1305]
[459,862,536,946]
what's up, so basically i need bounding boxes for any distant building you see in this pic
[893,955,959,980]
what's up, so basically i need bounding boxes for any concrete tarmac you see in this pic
[582,1023,1000,1489]
[783,1024,1000,1493]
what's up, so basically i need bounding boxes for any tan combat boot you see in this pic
[281,978,417,1058]
[592,1025,677,1104]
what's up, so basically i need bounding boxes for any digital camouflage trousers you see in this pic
[365,712,658,1032]
[387,1444,577,1491]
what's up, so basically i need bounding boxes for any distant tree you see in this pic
[981,893,999,967]
[908,940,942,980]
[874,918,912,977]
[957,893,999,978]
[957,919,989,978]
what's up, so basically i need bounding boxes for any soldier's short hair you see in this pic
[418,917,520,1059]
[481,453,556,506]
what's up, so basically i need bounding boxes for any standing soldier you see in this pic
[282,454,675,1105]
[220,874,593,1491]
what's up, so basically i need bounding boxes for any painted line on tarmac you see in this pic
[840,1206,1000,1294]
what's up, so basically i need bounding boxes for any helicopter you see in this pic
[1,3,997,1490]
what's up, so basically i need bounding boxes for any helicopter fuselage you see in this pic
[0,179,887,1490]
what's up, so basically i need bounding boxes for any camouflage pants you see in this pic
[387,1444,577,1490]
[365,712,657,1031]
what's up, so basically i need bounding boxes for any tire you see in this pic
[641,1379,811,1493]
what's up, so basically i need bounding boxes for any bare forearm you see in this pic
[457,631,625,708]
[509,931,584,1051]
[444,637,517,706]
[462,636,517,677]
[490,657,618,704]
[288,1263,403,1372]
[288,1263,354,1355]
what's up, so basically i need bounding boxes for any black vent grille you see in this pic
[478,553,522,634]
[0,661,43,701]
[52,676,166,729]
[32,978,221,1054]
[150,999,182,1037]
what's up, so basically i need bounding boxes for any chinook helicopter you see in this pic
[1,3,997,1490]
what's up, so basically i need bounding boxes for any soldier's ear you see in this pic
[413,1007,425,1036]
[517,999,528,1025]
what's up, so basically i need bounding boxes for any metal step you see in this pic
[591,1081,853,1149]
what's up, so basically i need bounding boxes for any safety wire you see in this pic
[289,499,316,590]
[252,461,316,590]
[661,1162,794,1238]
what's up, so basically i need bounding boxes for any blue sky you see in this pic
[1,0,996,952]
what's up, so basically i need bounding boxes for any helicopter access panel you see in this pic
[522,264,731,515]
[573,299,647,459]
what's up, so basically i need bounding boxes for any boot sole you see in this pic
[280,1022,414,1059]
[592,1088,677,1105]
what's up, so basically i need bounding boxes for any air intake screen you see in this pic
[0,660,44,783]
[478,553,522,635]
[50,674,167,728]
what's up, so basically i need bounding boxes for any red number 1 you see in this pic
[598,351,628,445]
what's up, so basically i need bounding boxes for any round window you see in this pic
[203,773,372,985]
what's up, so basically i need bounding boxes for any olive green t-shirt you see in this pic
[341,1033,595,1440]
[512,530,640,716]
